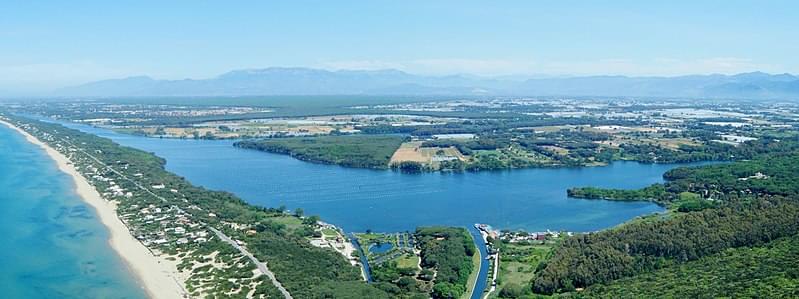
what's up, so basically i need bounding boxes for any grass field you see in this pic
[395,254,420,270]
[498,261,534,287]
[491,242,555,298]
[269,215,305,231]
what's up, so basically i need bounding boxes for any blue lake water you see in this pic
[368,243,394,254]
[50,120,711,297]
[56,121,704,234]
[0,125,146,298]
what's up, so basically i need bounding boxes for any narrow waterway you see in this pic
[468,226,490,299]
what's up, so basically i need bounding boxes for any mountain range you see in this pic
[57,68,799,99]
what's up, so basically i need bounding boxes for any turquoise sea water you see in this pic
[0,125,146,298]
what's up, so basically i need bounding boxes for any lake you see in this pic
[51,120,712,298]
[57,121,701,234]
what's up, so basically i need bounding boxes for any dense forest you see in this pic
[577,234,799,298]
[533,197,799,294]
[662,153,799,198]
[234,135,406,169]
[567,184,669,204]
[568,149,799,206]
[416,227,476,299]
[531,144,799,296]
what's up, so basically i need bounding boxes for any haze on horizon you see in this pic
[1,0,798,94]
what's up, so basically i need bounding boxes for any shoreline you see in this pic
[0,119,187,299]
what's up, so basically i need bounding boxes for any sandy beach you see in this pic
[0,119,187,299]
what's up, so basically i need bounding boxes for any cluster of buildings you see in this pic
[308,221,360,266]
[498,228,575,244]
[56,145,212,252]
[126,204,210,248]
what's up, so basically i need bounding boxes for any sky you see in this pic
[1,0,798,92]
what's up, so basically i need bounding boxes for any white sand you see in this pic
[1,120,187,299]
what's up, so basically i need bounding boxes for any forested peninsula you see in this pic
[528,141,799,297]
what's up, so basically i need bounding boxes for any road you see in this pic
[209,227,293,299]
[483,252,500,299]
[57,133,293,299]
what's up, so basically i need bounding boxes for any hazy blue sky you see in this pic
[1,1,797,91]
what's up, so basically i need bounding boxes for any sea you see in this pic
[0,124,146,298]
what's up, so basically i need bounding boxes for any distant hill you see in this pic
[57,68,799,99]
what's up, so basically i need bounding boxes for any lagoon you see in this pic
[57,121,698,234]
[52,120,708,298]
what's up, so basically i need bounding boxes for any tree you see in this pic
[397,276,416,291]
[432,282,458,299]
[498,283,525,298]
[294,208,304,217]
[303,215,320,225]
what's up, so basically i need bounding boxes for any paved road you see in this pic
[58,134,293,299]
[483,252,500,299]
[209,227,293,299]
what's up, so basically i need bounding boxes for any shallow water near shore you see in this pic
[0,125,146,298]
[57,121,712,234]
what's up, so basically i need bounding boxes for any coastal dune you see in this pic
[0,119,186,299]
